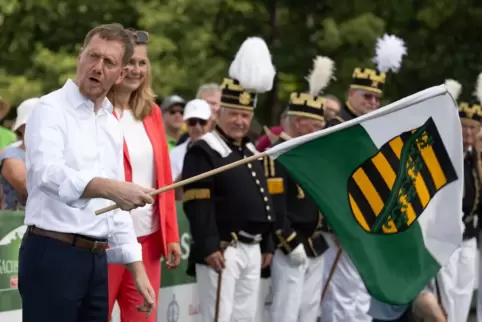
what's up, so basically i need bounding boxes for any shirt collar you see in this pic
[63,79,113,113]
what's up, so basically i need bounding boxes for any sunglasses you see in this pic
[168,108,184,115]
[361,92,381,102]
[126,28,149,44]
[187,118,208,127]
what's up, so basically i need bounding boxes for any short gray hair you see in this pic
[196,83,221,98]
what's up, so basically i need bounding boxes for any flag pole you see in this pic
[95,150,270,215]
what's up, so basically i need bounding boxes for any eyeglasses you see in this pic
[168,108,183,115]
[187,118,208,127]
[358,91,381,102]
[126,28,149,44]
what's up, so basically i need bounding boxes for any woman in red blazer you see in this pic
[106,29,181,322]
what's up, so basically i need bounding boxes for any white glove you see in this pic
[288,244,307,266]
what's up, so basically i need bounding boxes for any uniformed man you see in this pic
[181,36,276,322]
[321,34,407,322]
[435,78,481,322]
[265,56,335,322]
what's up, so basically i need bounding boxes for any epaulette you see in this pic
[199,131,232,158]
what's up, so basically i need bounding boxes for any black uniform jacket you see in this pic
[181,127,275,275]
[263,135,328,258]
[462,149,482,239]
[326,102,359,127]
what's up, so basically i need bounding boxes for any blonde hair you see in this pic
[107,45,156,121]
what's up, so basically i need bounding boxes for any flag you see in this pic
[266,85,464,305]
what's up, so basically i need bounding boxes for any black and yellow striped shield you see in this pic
[347,117,458,234]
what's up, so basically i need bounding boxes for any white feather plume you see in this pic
[474,72,482,104]
[372,34,407,73]
[305,56,336,97]
[228,37,276,93]
[444,79,462,101]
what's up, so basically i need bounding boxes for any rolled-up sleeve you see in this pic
[25,101,95,208]
[105,139,142,264]
[106,209,142,264]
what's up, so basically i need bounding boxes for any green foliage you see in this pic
[0,0,481,124]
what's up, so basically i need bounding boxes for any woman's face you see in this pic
[117,45,148,92]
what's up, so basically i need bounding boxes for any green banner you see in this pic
[0,203,194,313]
[0,211,25,313]
[160,202,195,287]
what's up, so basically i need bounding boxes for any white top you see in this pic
[115,108,158,237]
[169,139,190,181]
[24,79,142,264]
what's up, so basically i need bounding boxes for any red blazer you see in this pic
[113,104,179,258]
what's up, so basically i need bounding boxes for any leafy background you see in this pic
[1,0,481,125]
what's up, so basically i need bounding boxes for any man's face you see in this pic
[348,89,381,115]
[461,120,480,148]
[200,90,221,114]
[294,116,324,137]
[77,34,127,102]
[324,99,341,115]
[186,118,209,141]
[163,104,184,130]
[217,108,253,142]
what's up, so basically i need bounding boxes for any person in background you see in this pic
[182,36,276,322]
[322,94,341,122]
[161,95,186,151]
[20,23,156,322]
[0,99,18,149]
[107,28,181,322]
[0,97,39,210]
[170,98,212,183]
[255,107,288,152]
[176,83,221,146]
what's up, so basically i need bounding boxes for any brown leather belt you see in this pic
[27,226,107,254]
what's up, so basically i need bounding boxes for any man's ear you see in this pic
[115,66,128,85]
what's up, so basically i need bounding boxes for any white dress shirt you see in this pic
[24,79,142,264]
[169,138,190,181]
[115,108,158,237]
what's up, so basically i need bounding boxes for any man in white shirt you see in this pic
[170,98,212,182]
[19,23,156,322]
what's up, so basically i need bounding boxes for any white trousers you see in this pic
[320,245,371,322]
[196,242,261,322]
[438,237,477,322]
[270,249,325,322]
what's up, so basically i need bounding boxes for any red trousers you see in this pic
[108,231,162,322]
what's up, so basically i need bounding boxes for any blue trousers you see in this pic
[19,232,108,322]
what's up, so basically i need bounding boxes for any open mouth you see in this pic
[89,77,100,83]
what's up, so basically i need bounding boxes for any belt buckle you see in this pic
[91,241,103,254]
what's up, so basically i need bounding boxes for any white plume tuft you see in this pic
[228,37,276,93]
[475,73,482,104]
[444,79,462,101]
[305,56,336,97]
[372,34,407,73]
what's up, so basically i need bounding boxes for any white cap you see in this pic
[12,97,40,132]
[183,99,212,121]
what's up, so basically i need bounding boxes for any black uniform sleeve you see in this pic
[260,229,275,254]
[263,155,301,254]
[325,116,344,128]
[182,146,219,259]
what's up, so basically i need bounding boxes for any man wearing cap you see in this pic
[265,91,329,322]
[160,94,186,151]
[181,36,276,322]
[0,97,40,210]
[170,98,212,182]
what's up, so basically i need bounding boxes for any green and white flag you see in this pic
[267,85,464,305]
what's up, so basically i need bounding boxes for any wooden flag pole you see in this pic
[95,150,270,215]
